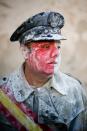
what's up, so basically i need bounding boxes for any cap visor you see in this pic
[32,34,66,41]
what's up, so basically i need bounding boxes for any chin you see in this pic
[43,70,54,77]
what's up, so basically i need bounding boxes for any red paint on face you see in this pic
[26,41,60,76]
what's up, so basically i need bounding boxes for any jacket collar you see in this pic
[9,64,68,102]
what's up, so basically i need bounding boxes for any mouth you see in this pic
[47,61,57,64]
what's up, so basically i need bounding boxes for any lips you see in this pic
[47,61,57,64]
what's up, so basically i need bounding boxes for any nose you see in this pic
[50,45,60,58]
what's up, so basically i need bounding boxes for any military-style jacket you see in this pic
[0,65,87,131]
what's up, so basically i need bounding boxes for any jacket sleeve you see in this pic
[69,84,87,131]
[69,108,87,131]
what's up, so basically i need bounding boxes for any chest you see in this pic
[23,88,79,125]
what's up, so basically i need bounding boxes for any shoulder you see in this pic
[60,72,87,96]
[65,73,82,85]
[62,72,83,88]
[0,69,18,90]
[0,68,20,87]
[62,72,87,103]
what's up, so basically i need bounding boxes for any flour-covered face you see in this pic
[22,40,61,76]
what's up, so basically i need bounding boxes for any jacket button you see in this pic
[3,77,7,81]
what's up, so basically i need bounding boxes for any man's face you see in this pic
[25,40,61,76]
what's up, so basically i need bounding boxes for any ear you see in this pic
[20,45,29,59]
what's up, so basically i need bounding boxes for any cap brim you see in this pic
[25,34,66,43]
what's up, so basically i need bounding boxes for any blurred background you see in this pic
[0,0,87,86]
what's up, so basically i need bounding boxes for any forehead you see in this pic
[25,40,61,47]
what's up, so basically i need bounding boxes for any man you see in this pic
[0,11,87,131]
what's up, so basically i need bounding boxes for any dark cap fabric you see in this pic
[10,11,65,44]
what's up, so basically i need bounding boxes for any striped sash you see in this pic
[0,88,42,131]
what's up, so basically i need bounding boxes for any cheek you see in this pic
[26,53,35,65]
[35,51,50,70]
[26,51,40,71]
[26,51,47,71]
[35,49,50,62]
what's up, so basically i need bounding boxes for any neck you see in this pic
[24,63,51,87]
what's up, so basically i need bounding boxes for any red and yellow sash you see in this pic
[0,88,42,131]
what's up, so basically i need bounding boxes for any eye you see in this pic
[41,44,50,49]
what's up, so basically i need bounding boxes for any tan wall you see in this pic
[0,0,87,86]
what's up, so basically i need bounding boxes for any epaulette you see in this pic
[0,76,8,86]
[65,73,82,85]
